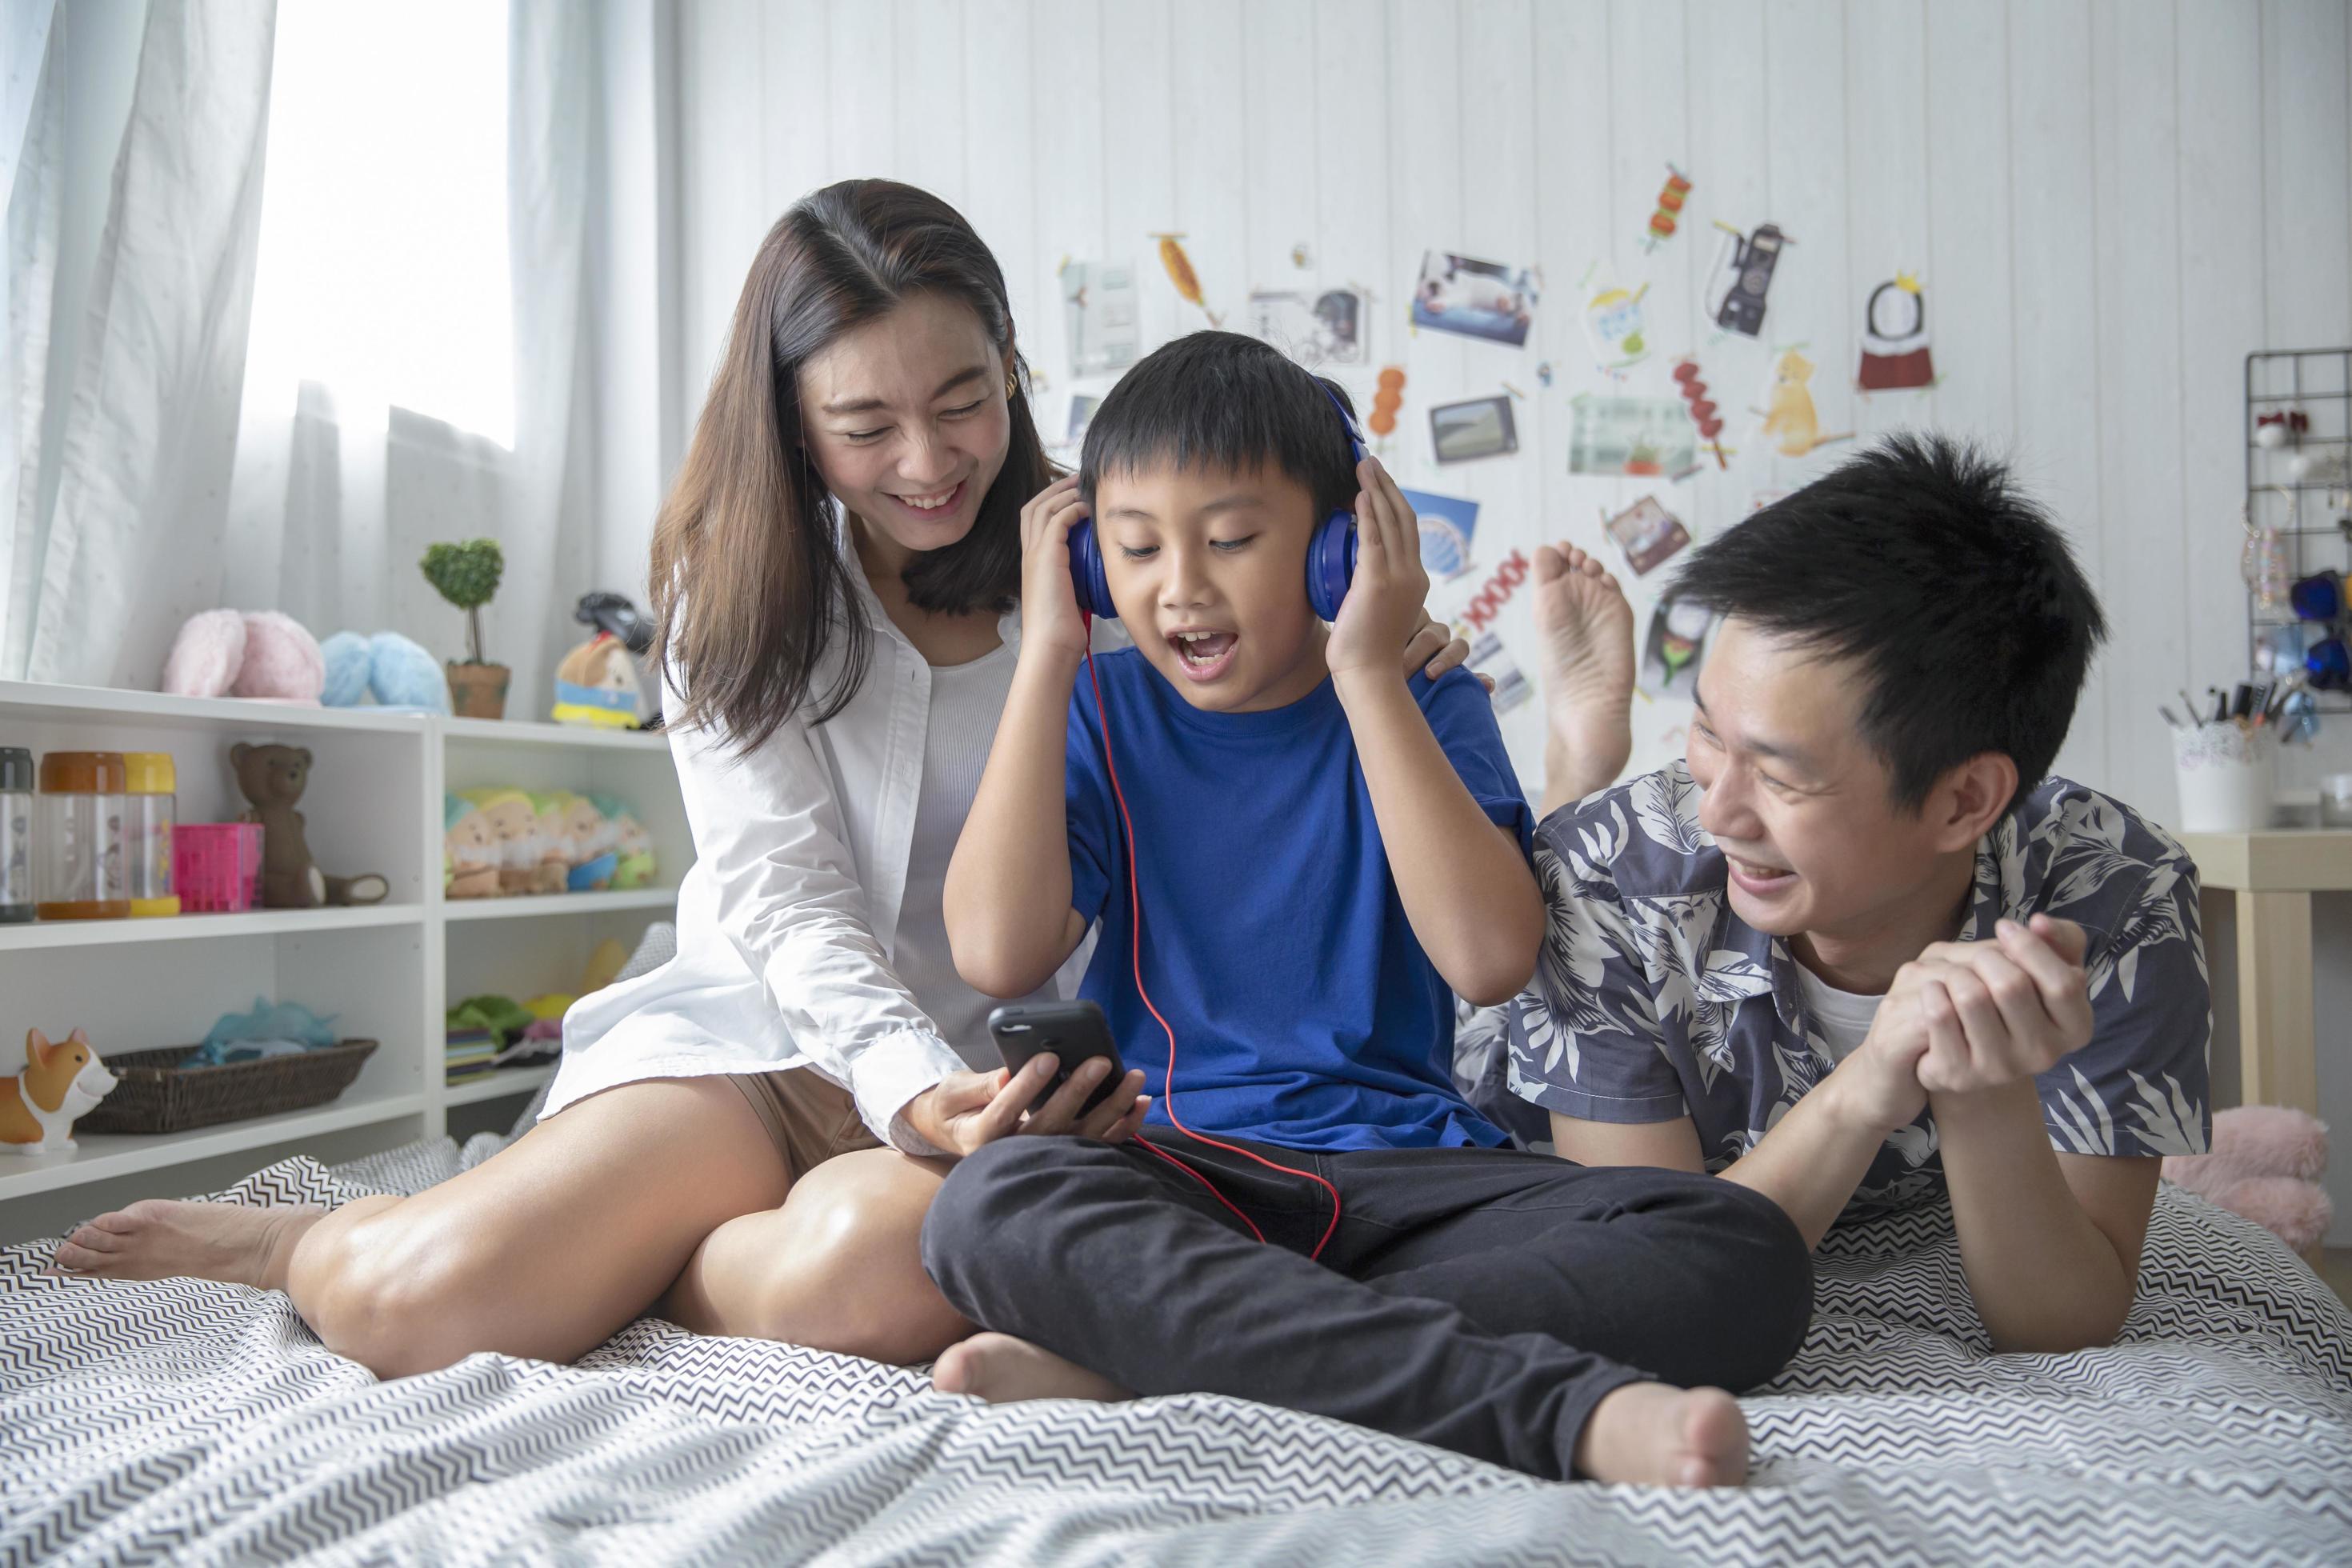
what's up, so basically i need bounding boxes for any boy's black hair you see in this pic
[1078,331,1359,521]
[1672,432,2106,816]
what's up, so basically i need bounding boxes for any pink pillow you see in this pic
[230,612,325,704]
[160,609,247,698]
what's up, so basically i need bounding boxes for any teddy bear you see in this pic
[443,795,502,898]
[230,743,391,908]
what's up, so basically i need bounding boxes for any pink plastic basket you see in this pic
[174,822,263,913]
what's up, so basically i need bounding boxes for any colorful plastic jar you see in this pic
[0,747,31,922]
[36,751,130,920]
[124,752,180,917]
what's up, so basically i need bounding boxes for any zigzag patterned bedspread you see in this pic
[4,1136,2349,1566]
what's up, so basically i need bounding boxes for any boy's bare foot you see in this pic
[1530,544,1635,815]
[933,1332,1133,1405]
[1573,1382,1750,1487]
[47,1199,322,1292]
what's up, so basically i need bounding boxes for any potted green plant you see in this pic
[421,539,509,718]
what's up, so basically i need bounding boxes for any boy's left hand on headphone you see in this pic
[1328,456,1430,685]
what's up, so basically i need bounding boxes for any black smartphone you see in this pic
[987,1000,1128,1118]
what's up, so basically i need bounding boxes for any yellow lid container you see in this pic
[124,752,177,794]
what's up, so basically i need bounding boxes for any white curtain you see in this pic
[6,0,599,709]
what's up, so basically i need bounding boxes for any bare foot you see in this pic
[1573,1382,1749,1488]
[1530,544,1635,815]
[932,1332,1132,1405]
[48,1199,322,1291]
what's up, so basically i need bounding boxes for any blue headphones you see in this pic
[1066,381,1366,623]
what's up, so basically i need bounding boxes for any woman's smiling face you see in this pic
[797,290,1013,558]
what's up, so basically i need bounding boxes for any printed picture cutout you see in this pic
[1430,395,1519,464]
[1411,251,1537,346]
[1704,221,1790,338]
[1640,595,1714,699]
[1065,394,1102,450]
[1857,273,1934,392]
[1569,395,1698,478]
[1152,233,1222,326]
[1642,164,1693,252]
[1603,496,1691,578]
[1248,288,1369,366]
[1757,347,1852,458]
[1468,632,1534,713]
[1060,259,1140,375]
[1582,275,1651,376]
[1402,488,1480,580]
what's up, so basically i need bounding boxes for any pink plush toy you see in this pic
[2163,1106,2333,1255]
[161,611,326,704]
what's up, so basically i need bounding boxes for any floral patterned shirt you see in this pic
[1499,764,2212,1213]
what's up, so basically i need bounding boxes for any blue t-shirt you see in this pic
[1064,647,1532,1152]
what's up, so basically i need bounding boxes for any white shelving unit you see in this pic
[0,681,687,1245]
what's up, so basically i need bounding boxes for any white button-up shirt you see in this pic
[546,550,1094,1154]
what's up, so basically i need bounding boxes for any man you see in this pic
[1506,433,2207,1353]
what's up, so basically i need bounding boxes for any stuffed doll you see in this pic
[551,631,644,729]
[558,793,618,890]
[0,1028,117,1155]
[590,794,656,890]
[524,793,575,894]
[443,794,502,898]
[2162,1106,2332,1256]
[231,743,390,908]
[459,788,542,895]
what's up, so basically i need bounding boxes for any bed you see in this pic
[4,1114,2348,1566]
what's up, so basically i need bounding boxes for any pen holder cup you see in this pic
[2172,723,2276,833]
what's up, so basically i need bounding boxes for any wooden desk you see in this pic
[2175,830,2345,1116]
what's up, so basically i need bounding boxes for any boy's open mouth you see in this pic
[1167,629,1239,682]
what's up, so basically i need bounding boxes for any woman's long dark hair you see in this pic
[650,179,1049,753]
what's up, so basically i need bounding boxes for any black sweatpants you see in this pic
[920,1128,1813,1480]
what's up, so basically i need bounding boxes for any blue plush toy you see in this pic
[321,630,452,714]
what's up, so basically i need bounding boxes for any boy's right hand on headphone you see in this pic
[904,1059,1151,1157]
[1019,474,1094,664]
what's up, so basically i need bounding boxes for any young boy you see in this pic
[1504,434,2209,1353]
[930,332,1812,1486]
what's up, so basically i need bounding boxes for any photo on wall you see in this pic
[1567,395,1697,477]
[1402,487,1480,579]
[1429,395,1518,463]
[1640,595,1715,699]
[1060,258,1141,375]
[1248,288,1370,366]
[1602,496,1690,577]
[1410,251,1537,346]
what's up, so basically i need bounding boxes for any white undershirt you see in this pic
[889,639,1052,1068]
[1794,963,1884,1064]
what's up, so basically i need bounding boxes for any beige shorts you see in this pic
[726,1067,884,1177]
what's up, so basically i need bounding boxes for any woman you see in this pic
[53,180,1594,1377]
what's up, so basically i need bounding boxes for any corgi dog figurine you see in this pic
[0,1028,119,1154]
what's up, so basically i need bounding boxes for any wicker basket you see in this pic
[75,1040,378,1135]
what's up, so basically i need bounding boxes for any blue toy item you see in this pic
[370,632,452,713]
[181,997,341,1066]
[1067,380,1366,624]
[319,632,373,706]
[317,630,454,713]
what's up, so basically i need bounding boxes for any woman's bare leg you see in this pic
[661,1146,971,1365]
[51,1077,791,1378]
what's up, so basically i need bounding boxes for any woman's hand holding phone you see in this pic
[901,1060,1150,1158]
